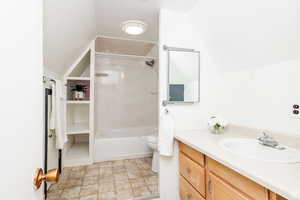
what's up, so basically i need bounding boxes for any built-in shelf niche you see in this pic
[66,79,90,101]
[63,42,94,167]
[66,134,89,161]
[66,104,90,135]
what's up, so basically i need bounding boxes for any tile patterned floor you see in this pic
[47,157,159,200]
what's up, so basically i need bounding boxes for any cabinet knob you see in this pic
[186,167,191,174]
[186,193,192,200]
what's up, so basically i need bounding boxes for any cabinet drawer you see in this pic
[207,172,251,200]
[269,192,287,200]
[207,157,268,200]
[179,152,206,197]
[180,176,205,200]
[179,142,205,166]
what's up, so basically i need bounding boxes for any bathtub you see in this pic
[94,126,157,162]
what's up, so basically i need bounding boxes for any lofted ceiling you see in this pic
[95,0,199,42]
[44,0,198,75]
[95,0,160,41]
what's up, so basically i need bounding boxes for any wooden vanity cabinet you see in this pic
[178,142,287,200]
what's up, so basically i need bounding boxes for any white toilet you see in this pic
[147,134,159,172]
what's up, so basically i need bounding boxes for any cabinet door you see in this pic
[179,152,206,196]
[207,172,251,200]
[180,176,205,200]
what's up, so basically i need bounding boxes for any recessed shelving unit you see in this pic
[63,42,95,167]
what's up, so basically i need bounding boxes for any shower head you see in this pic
[145,59,155,67]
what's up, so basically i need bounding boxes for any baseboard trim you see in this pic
[130,195,160,200]
[94,153,152,162]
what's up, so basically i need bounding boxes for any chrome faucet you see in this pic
[257,131,285,150]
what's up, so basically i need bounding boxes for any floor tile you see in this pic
[112,160,124,167]
[144,176,158,185]
[100,168,113,178]
[98,181,115,192]
[66,178,83,188]
[47,189,62,199]
[83,176,98,186]
[72,166,86,172]
[49,157,158,200]
[99,191,117,200]
[86,164,99,170]
[132,186,151,198]
[140,169,156,177]
[148,184,159,195]
[116,188,133,200]
[113,165,126,173]
[99,175,114,183]
[130,178,146,188]
[115,180,131,191]
[113,172,128,181]
[85,168,99,177]
[80,194,98,200]
[97,161,113,167]
[61,186,81,199]
[127,170,141,179]
[80,184,98,196]
[70,171,85,179]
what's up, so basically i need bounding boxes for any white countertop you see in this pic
[175,126,300,200]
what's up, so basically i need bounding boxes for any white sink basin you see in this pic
[219,138,300,163]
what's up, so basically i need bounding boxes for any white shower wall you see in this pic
[95,54,158,138]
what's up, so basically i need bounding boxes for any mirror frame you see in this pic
[165,45,200,104]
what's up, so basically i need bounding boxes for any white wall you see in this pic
[44,68,62,80]
[0,0,43,199]
[159,10,200,200]
[188,0,300,134]
[44,0,96,75]
[159,0,300,199]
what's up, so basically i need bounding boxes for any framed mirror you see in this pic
[166,46,200,104]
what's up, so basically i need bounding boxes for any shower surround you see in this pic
[94,54,158,161]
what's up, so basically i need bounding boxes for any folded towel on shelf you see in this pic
[159,110,175,157]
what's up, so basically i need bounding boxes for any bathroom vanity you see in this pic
[175,128,300,200]
[178,142,285,200]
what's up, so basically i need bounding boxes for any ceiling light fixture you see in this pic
[121,20,148,35]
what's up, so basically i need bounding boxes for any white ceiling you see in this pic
[44,0,199,75]
[95,0,199,42]
[95,0,160,41]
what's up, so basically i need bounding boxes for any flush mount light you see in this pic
[121,20,148,35]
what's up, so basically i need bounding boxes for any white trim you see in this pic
[94,153,152,163]
[89,40,95,163]
[96,34,158,44]
[67,101,90,104]
[95,52,158,60]
[66,77,90,81]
